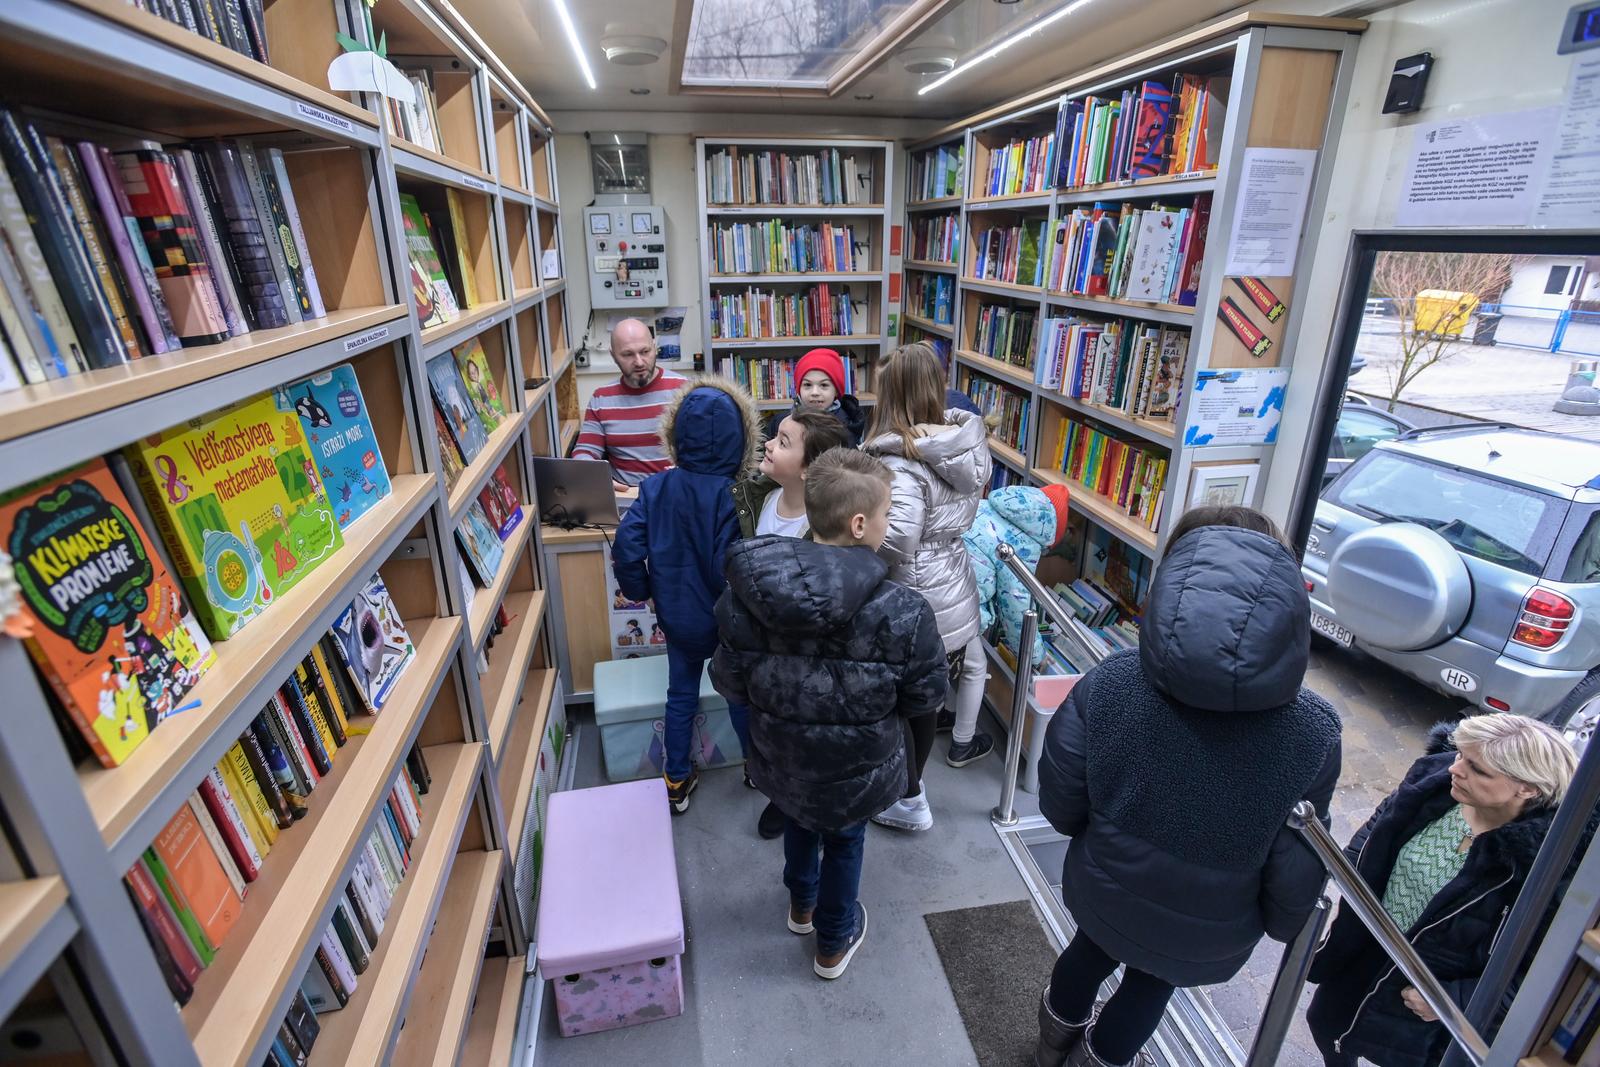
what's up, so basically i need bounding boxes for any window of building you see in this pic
[1546,264,1574,294]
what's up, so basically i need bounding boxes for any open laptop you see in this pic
[533,457,623,527]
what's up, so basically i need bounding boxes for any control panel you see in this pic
[584,204,670,308]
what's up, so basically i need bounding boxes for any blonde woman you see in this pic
[862,343,992,831]
[1307,713,1578,1067]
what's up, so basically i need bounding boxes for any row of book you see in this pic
[908,214,959,264]
[707,220,863,275]
[1036,316,1187,421]
[1049,417,1168,531]
[400,191,483,330]
[907,273,954,326]
[980,133,1056,198]
[971,303,1037,368]
[1045,194,1211,306]
[959,370,1030,453]
[1050,73,1227,189]
[264,988,320,1067]
[128,0,268,64]
[1551,969,1600,1066]
[124,591,418,1004]
[715,354,863,403]
[385,68,447,155]
[0,111,328,388]
[988,464,1024,492]
[910,144,963,201]
[0,357,400,766]
[971,220,1045,288]
[705,147,874,207]
[708,284,861,340]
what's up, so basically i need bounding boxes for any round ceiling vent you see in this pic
[601,35,667,66]
[901,47,957,75]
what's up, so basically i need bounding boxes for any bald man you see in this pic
[571,318,687,489]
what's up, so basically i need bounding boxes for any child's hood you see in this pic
[863,408,988,496]
[724,536,887,635]
[659,375,762,479]
[983,486,1058,548]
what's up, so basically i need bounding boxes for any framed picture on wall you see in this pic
[1188,462,1260,509]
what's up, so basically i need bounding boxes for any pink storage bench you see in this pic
[536,779,685,1037]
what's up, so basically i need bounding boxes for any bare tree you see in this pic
[1368,251,1520,412]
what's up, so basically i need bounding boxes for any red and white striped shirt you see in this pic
[571,368,687,486]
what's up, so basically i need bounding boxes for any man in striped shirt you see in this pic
[571,318,687,489]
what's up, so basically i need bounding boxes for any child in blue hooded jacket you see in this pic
[612,376,763,814]
[962,483,1071,674]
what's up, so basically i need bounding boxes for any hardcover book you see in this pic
[330,574,415,711]
[431,405,466,490]
[455,500,504,587]
[274,363,393,530]
[0,459,215,766]
[125,393,345,640]
[151,802,242,952]
[451,339,506,432]
[398,193,457,329]
[426,352,488,463]
[477,468,524,541]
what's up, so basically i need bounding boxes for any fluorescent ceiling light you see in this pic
[918,0,1096,95]
[552,0,598,90]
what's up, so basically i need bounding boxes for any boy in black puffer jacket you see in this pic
[711,448,947,981]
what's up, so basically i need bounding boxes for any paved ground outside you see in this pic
[1349,314,1600,441]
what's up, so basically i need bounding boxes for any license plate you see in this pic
[1311,612,1354,647]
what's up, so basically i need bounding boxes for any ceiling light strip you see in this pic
[551,0,598,90]
[918,0,1097,95]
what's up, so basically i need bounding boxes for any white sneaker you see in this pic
[871,790,933,831]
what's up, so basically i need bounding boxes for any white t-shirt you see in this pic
[757,491,808,538]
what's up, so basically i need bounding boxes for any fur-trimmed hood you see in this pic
[657,374,762,479]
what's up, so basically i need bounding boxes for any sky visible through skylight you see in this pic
[683,0,915,86]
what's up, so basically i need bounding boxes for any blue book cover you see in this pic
[275,363,393,530]
[455,500,505,587]
[425,352,488,464]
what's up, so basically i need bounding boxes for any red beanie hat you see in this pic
[1041,483,1072,547]
[794,348,845,397]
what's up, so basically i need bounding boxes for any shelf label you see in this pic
[344,325,391,353]
[461,175,489,192]
[294,101,357,135]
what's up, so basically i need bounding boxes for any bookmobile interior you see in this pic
[0,0,1597,1064]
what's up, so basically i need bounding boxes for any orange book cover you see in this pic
[151,802,241,952]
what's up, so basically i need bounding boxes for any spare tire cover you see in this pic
[1327,522,1471,651]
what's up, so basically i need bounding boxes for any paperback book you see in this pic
[274,363,394,530]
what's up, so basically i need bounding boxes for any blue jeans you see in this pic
[663,643,749,780]
[782,817,866,955]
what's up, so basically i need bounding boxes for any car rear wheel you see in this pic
[1549,670,1600,757]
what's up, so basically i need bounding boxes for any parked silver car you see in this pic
[1303,426,1600,751]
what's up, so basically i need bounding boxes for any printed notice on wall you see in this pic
[1223,147,1317,276]
[1535,55,1600,227]
[1182,368,1289,447]
[1396,107,1559,226]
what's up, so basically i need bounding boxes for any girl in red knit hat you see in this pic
[762,348,867,446]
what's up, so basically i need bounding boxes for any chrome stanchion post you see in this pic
[1246,894,1331,1067]
[991,605,1037,828]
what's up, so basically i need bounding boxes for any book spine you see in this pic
[265,148,324,317]
[274,1028,304,1067]
[0,228,59,380]
[319,926,358,994]
[94,144,184,352]
[294,664,341,754]
[369,826,402,888]
[347,861,385,939]
[329,900,370,974]
[251,713,310,819]
[74,143,169,355]
[46,140,141,360]
[301,961,344,1013]
[125,859,205,985]
[268,690,320,787]
[225,741,280,846]
[237,142,301,323]
[199,767,262,879]
[445,188,479,307]
[253,146,314,318]
[216,0,252,56]
[172,148,246,336]
[285,989,321,1054]
[343,881,380,949]
[318,633,368,722]
[281,676,333,776]
[239,0,270,63]
[362,841,397,899]
[239,726,293,829]
[325,628,375,717]
[217,753,273,858]
[381,805,410,869]
[303,652,348,742]
[312,944,351,1006]
[186,793,247,899]
[124,877,195,1005]
[142,847,216,965]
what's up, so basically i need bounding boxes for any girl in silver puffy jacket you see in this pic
[862,342,993,832]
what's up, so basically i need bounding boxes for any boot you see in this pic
[1034,986,1091,1067]
[1065,1023,1154,1067]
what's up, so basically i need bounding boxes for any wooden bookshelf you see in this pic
[904,259,958,275]
[483,590,550,760]
[1033,466,1159,553]
[957,349,1036,390]
[904,313,954,336]
[989,437,1027,472]
[0,878,70,990]
[499,670,558,854]
[461,955,526,1067]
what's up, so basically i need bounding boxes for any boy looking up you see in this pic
[712,448,947,979]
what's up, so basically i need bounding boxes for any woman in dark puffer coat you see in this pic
[1306,715,1576,1067]
[1034,506,1343,1067]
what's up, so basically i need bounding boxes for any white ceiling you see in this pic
[452,0,1258,122]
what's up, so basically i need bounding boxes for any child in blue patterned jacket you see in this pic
[961,484,1072,682]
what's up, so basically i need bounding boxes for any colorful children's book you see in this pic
[274,364,393,531]
[330,574,415,711]
[477,468,524,541]
[451,339,507,432]
[398,194,457,329]
[455,501,504,587]
[0,459,216,766]
[125,394,345,640]
[426,352,488,464]
[430,405,466,490]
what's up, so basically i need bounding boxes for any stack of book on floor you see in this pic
[980,133,1056,197]
[971,220,1045,287]
[1045,194,1211,306]
[0,111,328,390]
[707,219,861,274]
[1035,316,1187,421]
[709,284,858,339]
[705,147,872,206]
[910,144,963,200]
[909,213,959,264]
[971,304,1037,368]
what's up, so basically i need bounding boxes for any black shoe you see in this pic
[935,709,956,733]
[664,770,698,815]
[757,801,784,839]
[814,903,868,979]
[946,732,994,768]
[743,771,758,790]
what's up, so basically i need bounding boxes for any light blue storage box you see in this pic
[592,656,745,782]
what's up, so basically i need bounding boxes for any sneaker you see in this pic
[946,732,994,768]
[934,709,956,733]
[757,801,785,840]
[871,790,932,832]
[814,904,868,979]
[787,901,814,935]
[664,771,698,815]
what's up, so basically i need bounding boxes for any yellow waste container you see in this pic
[1414,290,1480,337]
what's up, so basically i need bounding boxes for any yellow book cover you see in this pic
[217,753,271,857]
[226,742,279,846]
[125,394,344,641]
[446,189,479,307]
[295,661,339,757]
[308,645,349,735]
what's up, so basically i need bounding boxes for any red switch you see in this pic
[618,240,629,253]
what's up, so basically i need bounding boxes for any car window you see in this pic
[1327,451,1567,576]
[1336,408,1406,464]
[1560,508,1600,584]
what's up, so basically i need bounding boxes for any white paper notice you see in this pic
[1224,147,1318,276]
[1396,107,1559,226]
[1535,55,1600,227]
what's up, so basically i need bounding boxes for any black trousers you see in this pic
[1048,931,1176,1065]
